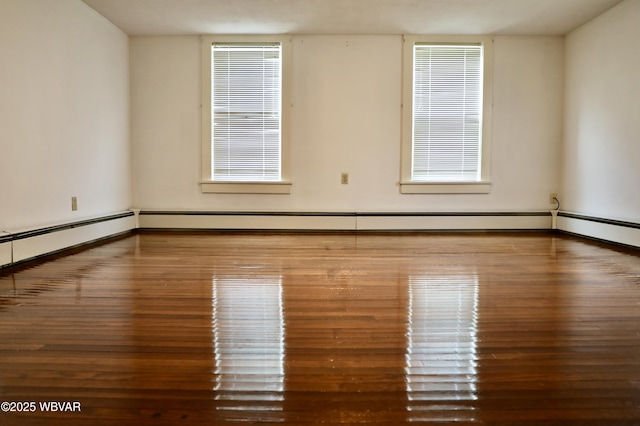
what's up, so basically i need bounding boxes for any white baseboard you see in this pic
[1,212,135,268]
[356,213,551,231]
[139,212,356,230]
[557,212,640,249]
[0,235,11,267]
[138,211,551,231]
[4,210,634,268]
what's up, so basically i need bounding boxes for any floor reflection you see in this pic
[212,275,285,422]
[406,272,479,422]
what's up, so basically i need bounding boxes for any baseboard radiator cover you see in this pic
[0,212,136,268]
[4,211,636,268]
[557,212,640,249]
[0,234,12,267]
[138,210,552,232]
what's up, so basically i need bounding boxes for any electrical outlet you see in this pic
[71,196,78,211]
[341,173,349,185]
[549,193,557,204]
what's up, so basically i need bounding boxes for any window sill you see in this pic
[200,181,292,194]
[400,181,491,194]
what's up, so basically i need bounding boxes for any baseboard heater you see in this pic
[0,211,135,268]
[3,210,637,268]
[557,212,640,249]
[138,210,552,232]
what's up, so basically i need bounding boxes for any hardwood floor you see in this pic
[1,232,640,425]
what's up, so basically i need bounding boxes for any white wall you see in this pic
[563,0,640,223]
[0,0,131,232]
[131,35,564,214]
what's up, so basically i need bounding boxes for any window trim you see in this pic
[200,35,292,194]
[400,35,493,194]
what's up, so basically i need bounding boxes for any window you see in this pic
[401,36,493,194]
[201,35,291,194]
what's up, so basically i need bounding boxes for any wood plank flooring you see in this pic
[1,232,640,425]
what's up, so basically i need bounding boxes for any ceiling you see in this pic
[81,0,624,36]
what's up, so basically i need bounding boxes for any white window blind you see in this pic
[412,44,483,182]
[211,43,282,181]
